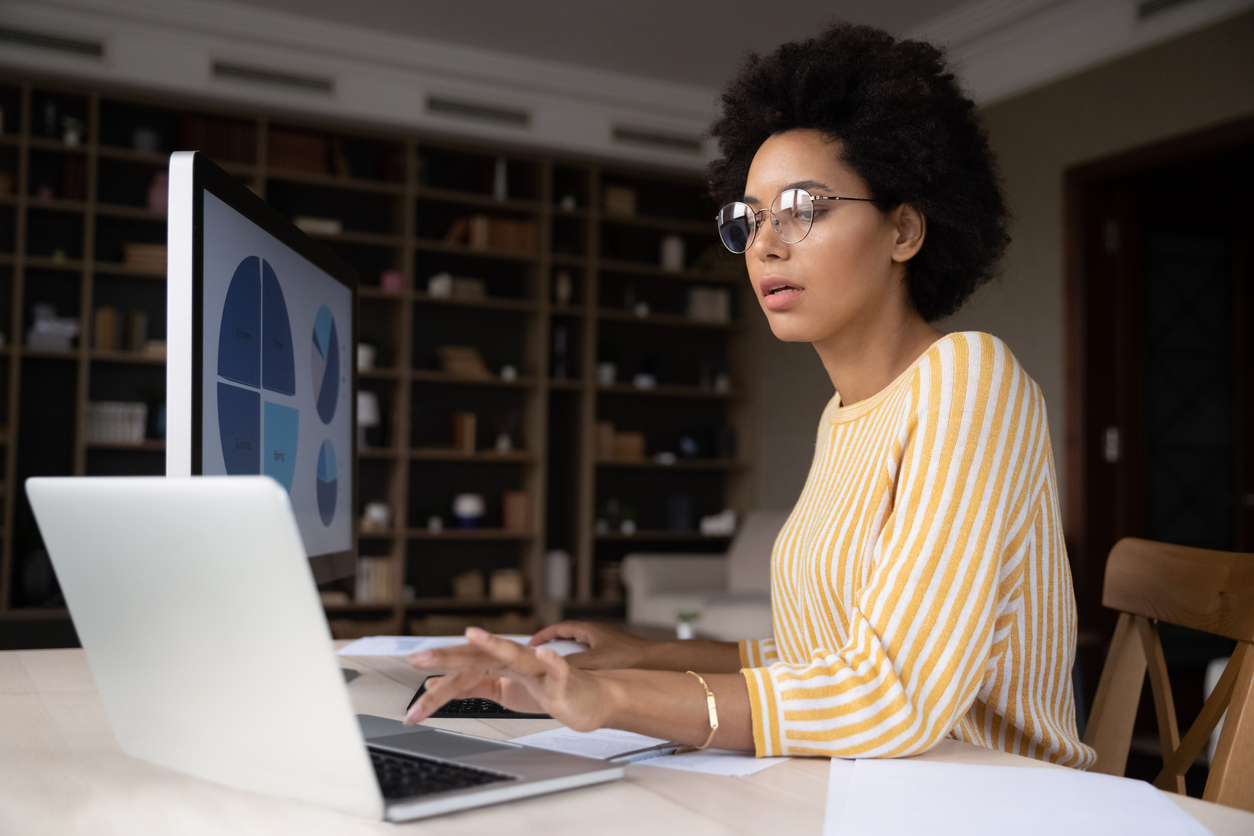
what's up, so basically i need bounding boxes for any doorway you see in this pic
[1065,116,1254,791]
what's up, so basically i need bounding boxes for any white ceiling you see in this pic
[235,0,971,89]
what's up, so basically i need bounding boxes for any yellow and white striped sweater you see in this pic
[740,332,1095,767]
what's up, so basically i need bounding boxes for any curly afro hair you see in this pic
[708,23,1009,321]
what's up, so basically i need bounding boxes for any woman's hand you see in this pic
[528,620,655,670]
[406,628,608,731]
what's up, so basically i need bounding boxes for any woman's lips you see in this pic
[760,278,803,310]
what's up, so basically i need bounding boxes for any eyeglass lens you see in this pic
[716,189,816,253]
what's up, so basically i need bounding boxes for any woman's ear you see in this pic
[890,204,926,263]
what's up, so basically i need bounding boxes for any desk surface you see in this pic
[2,647,1250,836]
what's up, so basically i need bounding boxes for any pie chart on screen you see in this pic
[311,305,339,425]
[316,440,337,526]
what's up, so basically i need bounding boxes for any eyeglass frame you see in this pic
[714,188,876,253]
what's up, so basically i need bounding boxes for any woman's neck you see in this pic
[812,298,943,407]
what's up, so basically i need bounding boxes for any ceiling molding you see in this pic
[0,0,721,169]
[910,0,1254,104]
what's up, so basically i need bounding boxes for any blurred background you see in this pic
[0,0,1250,794]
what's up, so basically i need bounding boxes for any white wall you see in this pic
[752,12,1254,513]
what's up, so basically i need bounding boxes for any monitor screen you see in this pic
[167,152,357,582]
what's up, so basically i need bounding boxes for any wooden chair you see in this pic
[1083,537,1254,811]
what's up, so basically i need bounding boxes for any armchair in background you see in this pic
[620,510,789,642]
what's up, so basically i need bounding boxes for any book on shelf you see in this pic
[355,557,395,604]
[444,215,537,253]
[85,401,148,445]
[452,410,477,453]
[93,306,118,351]
[123,243,166,274]
[687,287,731,323]
[436,345,493,380]
[268,129,326,173]
[502,491,528,531]
[178,116,256,164]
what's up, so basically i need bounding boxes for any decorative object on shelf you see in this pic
[61,116,82,147]
[451,569,485,600]
[41,100,57,136]
[453,492,486,528]
[699,509,737,537]
[597,362,617,386]
[293,216,342,236]
[551,324,568,379]
[678,433,701,458]
[489,568,526,602]
[714,372,731,393]
[437,345,492,379]
[654,451,676,465]
[632,372,656,390]
[452,410,477,453]
[600,560,625,601]
[356,391,381,447]
[360,501,391,534]
[146,172,169,214]
[144,340,167,359]
[444,215,537,253]
[36,185,54,202]
[426,515,444,534]
[613,431,646,462]
[553,270,573,305]
[379,269,404,294]
[123,242,167,274]
[319,590,351,607]
[558,193,577,212]
[499,364,518,382]
[676,609,702,640]
[660,234,685,273]
[545,550,572,601]
[493,407,518,453]
[665,495,693,532]
[427,272,486,301]
[354,557,395,604]
[687,287,731,323]
[633,301,650,318]
[268,129,327,173]
[131,127,160,153]
[619,511,637,536]
[84,401,148,444]
[493,156,508,201]
[502,490,527,531]
[603,185,636,216]
[50,248,67,263]
[27,303,78,350]
[356,343,376,372]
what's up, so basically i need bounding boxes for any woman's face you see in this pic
[741,129,915,344]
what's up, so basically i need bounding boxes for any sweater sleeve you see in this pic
[741,334,1045,758]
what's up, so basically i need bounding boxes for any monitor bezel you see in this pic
[176,151,358,584]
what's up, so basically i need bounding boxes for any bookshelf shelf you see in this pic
[0,75,753,638]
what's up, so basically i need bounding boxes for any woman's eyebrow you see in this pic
[742,179,834,204]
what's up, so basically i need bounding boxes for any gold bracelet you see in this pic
[686,671,719,751]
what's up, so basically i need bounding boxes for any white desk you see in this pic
[2,647,1250,835]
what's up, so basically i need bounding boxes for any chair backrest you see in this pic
[726,510,791,594]
[1083,537,1254,812]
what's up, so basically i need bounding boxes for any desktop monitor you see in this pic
[166,151,358,583]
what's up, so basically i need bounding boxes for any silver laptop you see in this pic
[26,475,623,821]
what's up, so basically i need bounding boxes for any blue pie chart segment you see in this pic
[218,382,260,475]
[311,306,339,425]
[316,440,337,526]
[261,259,296,396]
[263,402,299,492]
[218,256,261,387]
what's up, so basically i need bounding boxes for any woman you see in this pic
[406,23,1096,768]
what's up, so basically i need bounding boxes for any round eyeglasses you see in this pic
[715,188,875,254]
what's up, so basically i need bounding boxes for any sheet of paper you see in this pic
[511,727,671,761]
[826,758,1213,836]
[337,635,533,656]
[638,749,789,776]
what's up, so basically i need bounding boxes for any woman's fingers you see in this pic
[404,668,485,725]
[409,642,505,672]
[465,628,547,679]
[529,621,596,647]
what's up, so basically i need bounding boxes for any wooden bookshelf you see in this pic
[0,75,754,637]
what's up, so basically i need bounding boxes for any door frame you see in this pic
[1064,115,1254,640]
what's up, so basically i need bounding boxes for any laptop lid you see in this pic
[25,476,384,820]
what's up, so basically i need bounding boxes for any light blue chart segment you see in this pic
[217,382,260,475]
[263,402,299,492]
[261,259,296,396]
[316,440,337,526]
[311,305,339,425]
[217,256,261,387]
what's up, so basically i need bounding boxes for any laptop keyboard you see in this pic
[370,748,513,800]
